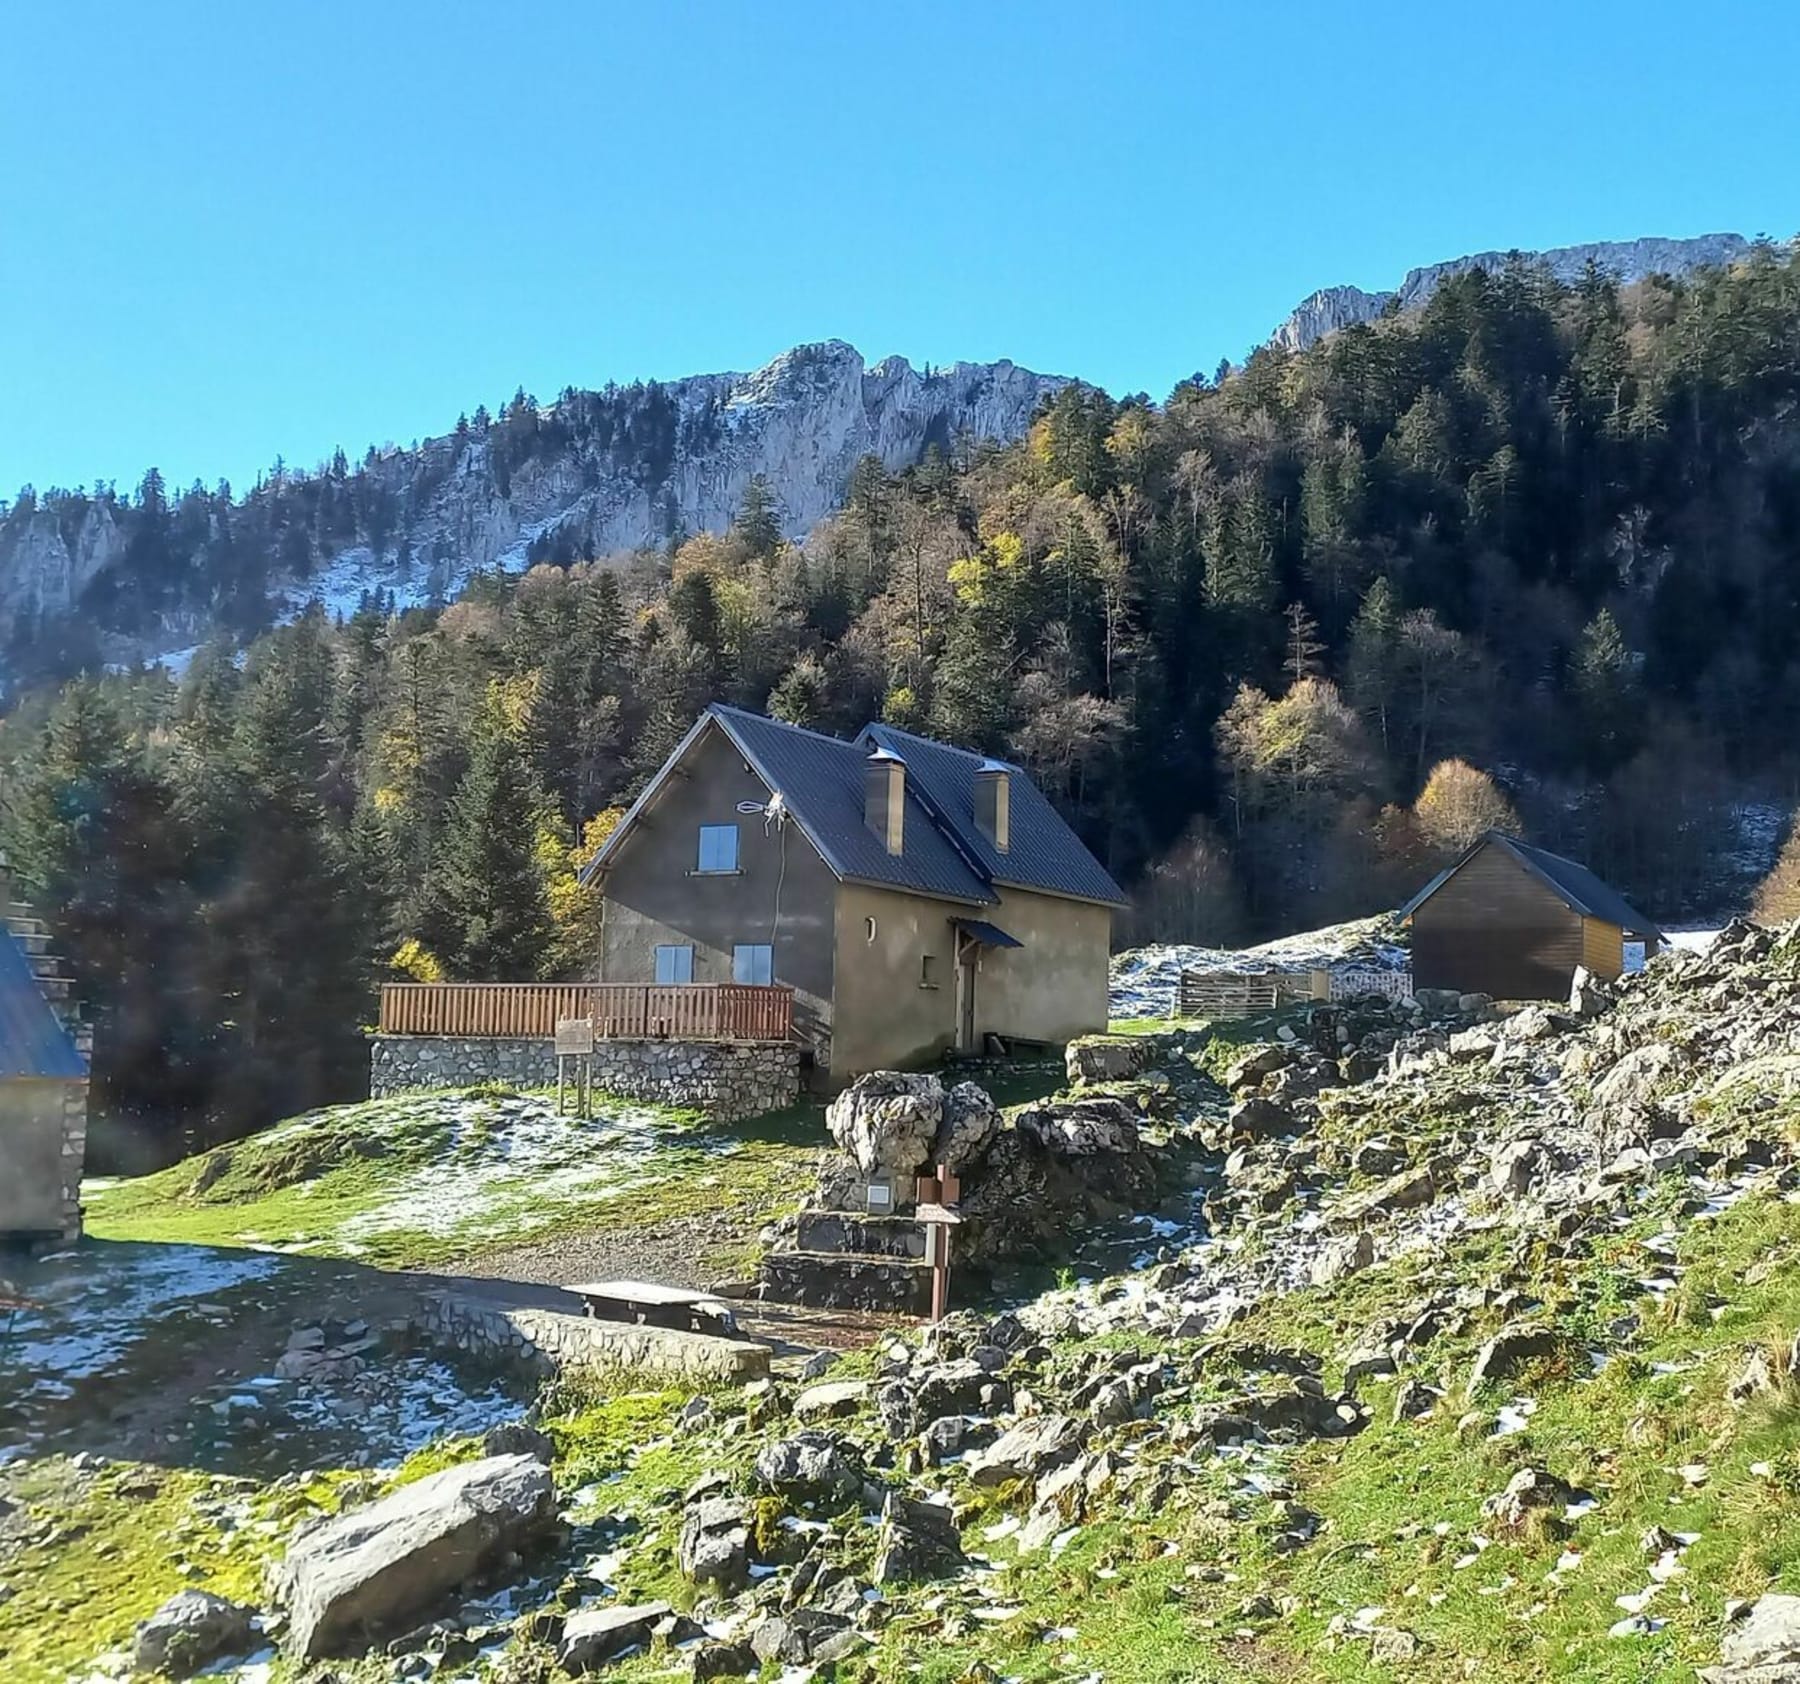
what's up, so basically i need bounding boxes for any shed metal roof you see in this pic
[1399,830,1665,940]
[0,927,86,1081]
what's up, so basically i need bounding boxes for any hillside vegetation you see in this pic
[17,928,1800,1681]
[9,247,1800,1163]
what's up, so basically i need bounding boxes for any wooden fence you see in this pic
[1176,965,1413,1018]
[378,982,795,1042]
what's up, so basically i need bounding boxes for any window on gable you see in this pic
[655,944,694,985]
[697,824,740,873]
[732,943,773,985]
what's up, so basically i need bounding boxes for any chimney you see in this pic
[974,759,1010,854]
[865,747,906,856]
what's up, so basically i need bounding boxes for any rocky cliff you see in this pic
[1272,232,1754,351]
[0,340,1068,672]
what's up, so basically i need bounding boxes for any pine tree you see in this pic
[1573,608,1641,771]
[1345,578,1401,755]
[1283,601,1325,689]
[732,475,784,560]
[423,698,552,979]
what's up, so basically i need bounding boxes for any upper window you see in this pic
[697,824,740,874]
[732,943,774,985]
[655,944,694,985]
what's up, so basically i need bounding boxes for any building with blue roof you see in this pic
[582,705,1125,1078]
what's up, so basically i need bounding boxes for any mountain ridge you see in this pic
[0,339,1070,675]
[1271,232,1756,351]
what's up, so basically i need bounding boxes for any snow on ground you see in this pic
[4,1244,282,1400]
[332,1092,735,1253]
[1109,913,1409,1020]
[1665,927,1723,953]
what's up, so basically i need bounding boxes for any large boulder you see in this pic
[933,1081,1001,1173]
[1013,1096,1140,1157]
[1065,1035,1154,1084]
[133,1590,256,1679]
[272,1453,555,1660]
[825,1072,944,1177]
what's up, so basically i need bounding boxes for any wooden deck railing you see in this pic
[378,982,795,1042]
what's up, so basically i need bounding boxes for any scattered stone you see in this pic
[692,1639,759,1681]
[966,1414,1080,1487]
[481,1421,555,1463]
[1466,1325,1563,1399]
[793,1380,870,1422]
[754,1433,864,1506]
[559,1603,696,1673]
[1066,1035,1155,1084]
[678,1496,750,1593]
[133,1590,256,1679]
[873,1491,964,1583]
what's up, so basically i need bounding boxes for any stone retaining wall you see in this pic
[369,1035,798,1122]
[413,1290,770,1384]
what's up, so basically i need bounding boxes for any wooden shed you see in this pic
[1399,831,1664,1002]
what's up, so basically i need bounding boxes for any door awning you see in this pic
[953,918,1023,949]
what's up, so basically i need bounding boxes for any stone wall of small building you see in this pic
[368,1034,799,1122]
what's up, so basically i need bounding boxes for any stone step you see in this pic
[5,913,48,940]
[758,1250,932,1316]
[793,1209,927,1260]
[10,929,52,956]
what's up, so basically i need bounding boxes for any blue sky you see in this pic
[3,1,1795,496]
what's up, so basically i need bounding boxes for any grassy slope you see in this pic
[84,1088,829,1273]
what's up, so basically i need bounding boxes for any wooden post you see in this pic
[915,1165,962,1323]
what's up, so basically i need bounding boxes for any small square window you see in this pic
[732,943,773,985]
[697,825,739,873]
[655,944,694,985]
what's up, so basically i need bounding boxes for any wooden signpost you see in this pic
[914,1166,962,1322]
[555,1017,596,1118]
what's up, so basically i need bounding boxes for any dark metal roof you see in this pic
[1399,830,1665,939]
[584,705,1125,910]
[861,724,1128,907]
[583,706,996,904]
[0,927,85,1081]
[953,918,1023,949]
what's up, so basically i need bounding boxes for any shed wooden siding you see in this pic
[1581,916,1625,978]
[1410,844,1586,1000]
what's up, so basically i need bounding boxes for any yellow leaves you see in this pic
[948,531,1024,606]
[490,674,533,735]
[1027,415,1057,468]
[882,686,922,728]
[581,807,624,860]
[1105,409,1154,477]
[390,938,444,982]
[371,784,404,815]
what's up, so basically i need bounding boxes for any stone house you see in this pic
[0,883,89,1243]
[581,705,1126,1080]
